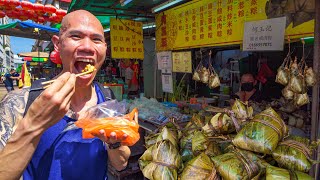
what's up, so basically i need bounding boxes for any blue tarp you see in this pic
[19,21,59,33]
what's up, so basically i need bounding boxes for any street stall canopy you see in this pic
[67,0,189,28]
[0,21,59,41]
[18,51,49,58]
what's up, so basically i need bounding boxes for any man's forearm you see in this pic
[0,120,43,180]
[107,145,130,171]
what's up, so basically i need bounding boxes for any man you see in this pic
[231,73,264,103]
[3,69,20,92]
[125,60,138,97]
[0,10,131,180]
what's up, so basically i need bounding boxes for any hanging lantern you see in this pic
[33,2,45,15]
[49,13,59,23]
[0,0,5,8]
[44,4,56,14]
[50,50,62,64]
[0,10,5,18]
[8,0,20,9]
[21,1,34,11]
[55,9,67,16]
[37,16,45,23]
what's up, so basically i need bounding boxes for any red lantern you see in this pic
[50,50,62,64]
[8,0,20,8]
[55,9,67,16]
[37,16,45,23]
[44,4,56,14]
[0,0,5,7]
[0,10,5,18]
[33,2,44,15]
[21,1,34,11]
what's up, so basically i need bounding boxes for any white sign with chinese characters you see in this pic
[157,51,172,70]
[243,17,286,51]
[161,69,173,93]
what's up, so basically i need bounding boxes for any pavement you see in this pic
[0,84,8,100]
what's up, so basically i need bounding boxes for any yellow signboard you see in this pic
[110,18,144,59]
[156,0,315,51]
[172,51,192,73]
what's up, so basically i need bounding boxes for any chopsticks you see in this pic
[41,70,95,89]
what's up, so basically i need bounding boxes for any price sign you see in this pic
[243,17,286,51]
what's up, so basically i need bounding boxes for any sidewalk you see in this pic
[0,84,8,100]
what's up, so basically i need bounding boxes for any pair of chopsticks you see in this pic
[41,70,94,89]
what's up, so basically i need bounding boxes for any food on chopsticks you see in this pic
[232,107,288,154]
[41,64,97,87]
[75,108,139,146]
[82,64,96,73]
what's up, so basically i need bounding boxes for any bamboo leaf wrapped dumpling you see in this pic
[139,140,181,180]
[266,165,313,180]
[202,113,235,136]
[232,99,253,120]
[272,136,319,172]
[232,107,288,154]
[211,149,261,180]
[180,133,194,163]
[180,153,220,180]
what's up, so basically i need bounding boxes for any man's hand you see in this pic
[93,130,131,171]
[24,72,76,134]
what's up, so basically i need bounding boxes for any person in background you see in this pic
[231,73,264,103]
[0,10,131,180]
[219,58,232,94]
[125,60,139,97]
[3,69,20,92]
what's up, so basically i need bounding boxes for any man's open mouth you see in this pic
[74,59,95,73]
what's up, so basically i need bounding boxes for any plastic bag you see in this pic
[75,100,140,146]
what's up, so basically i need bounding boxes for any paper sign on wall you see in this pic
[243,17,286,51]
[161,69,173,93]
[172,51,192,73]
[157,51,172,70]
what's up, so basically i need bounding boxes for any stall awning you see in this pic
[23,57,48,62]
[0,21,59,40]
[18,52,49,58]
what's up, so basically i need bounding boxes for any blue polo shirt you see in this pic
[23,83,109,180]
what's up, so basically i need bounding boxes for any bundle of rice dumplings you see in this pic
[232,99,253,120]
[156,126,178,148]
[211,149,261,180]
[233,107,288,154]
[272,136,319,172]
[202,113,235,136]
[180,153,220,180]
[266,165,313,180]
[139,140,181,180]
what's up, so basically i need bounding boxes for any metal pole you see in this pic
[312,0,320,178]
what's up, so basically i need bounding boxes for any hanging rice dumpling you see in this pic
[266,165,313,180]
[208,73,220,89]
[202,113,235,136]
[282,85,294,100]
[211,149,261,180]
[180,153,220,180]
[289,73,306,94]
[139,140,181,180]
[305,66,316,87]
[232,99,253,120]
[233,107,288,154]
[200,67,209,84]
[272,136,319,172]
[276,66,290,85]
[294,93,309,107]
[192,71,201,81]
